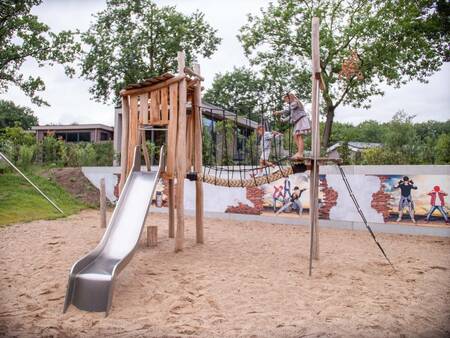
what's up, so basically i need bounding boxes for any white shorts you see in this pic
[260,148,271,161]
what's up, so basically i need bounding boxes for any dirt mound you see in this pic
[46,168,99,207]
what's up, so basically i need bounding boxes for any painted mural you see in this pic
[149,169,450,226]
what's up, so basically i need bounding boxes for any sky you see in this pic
[2,0,449,127]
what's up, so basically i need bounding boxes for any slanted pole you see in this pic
[193,63,204,244]
[175,51,187,252]
[309,17,322,275]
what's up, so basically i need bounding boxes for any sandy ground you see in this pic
[0,210,449,338]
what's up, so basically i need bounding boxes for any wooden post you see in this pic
[141,130,151,171]
[100,178,107,228]
[119,96,129,193]
[309,17,322,275]
[168,178,175,238]
[175,51,187,252]
[147,226,158,247]
[193,63,204,244]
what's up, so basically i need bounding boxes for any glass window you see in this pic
[66,132,78,142]
[100,132,109,141]
[79,132,91,142]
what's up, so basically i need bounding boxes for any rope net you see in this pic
[197,102,297,187]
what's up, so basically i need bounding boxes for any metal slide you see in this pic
[63,145,164,315]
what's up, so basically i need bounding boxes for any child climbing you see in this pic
[273,92,311,160]
[425,186,448,224]
[253,124,282,176]
[394,176,417,224]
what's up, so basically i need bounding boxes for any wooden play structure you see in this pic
[119,51,204,252]
[116,18,391,274]
[116,19,325,265]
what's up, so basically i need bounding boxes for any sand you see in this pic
[0,209,449,337]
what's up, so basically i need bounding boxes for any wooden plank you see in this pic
[141,130,151,171]
[186,113,193,170]
[127,95,139,174]
[119,96,129,193]
[146,226,158,247]
[120,75,185,96]
[168,179,175,238]
[166,83,178,178]
[100,177,106,228]
[161,87,169,124]
[175,51,187,252]
[150,90,160,124]
[193,63,204,244]
[141,93,149,124]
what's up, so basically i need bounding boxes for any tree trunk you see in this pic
[322,105,335,149]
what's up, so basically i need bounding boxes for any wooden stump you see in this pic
[147,226,158,247]
[100,178,107,228]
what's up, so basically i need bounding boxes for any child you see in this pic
[254,124,282,176]
[425,186,448,223]
[394,176,417,224]
[274,92,311,160]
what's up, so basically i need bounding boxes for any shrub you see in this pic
[17,144,36,169]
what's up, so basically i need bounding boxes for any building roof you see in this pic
[198,102,258,130]
[326,141,382,153]
[32,124,114,132]
[123,72,174,91]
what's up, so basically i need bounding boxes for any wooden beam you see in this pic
[184,66,205,81]
[119,96,129,193]
[193,63,204,244]
[166,83,178,178]
[168,179,175,238]
[127,95,139,175]
[141,93,149,124]
[309,17,321,275]
[141,130,151,171]
[119,75,186,97]
[175,51,187,252]
[146,226,158,247]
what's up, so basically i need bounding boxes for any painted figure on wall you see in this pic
[276,186,307,215]
[425,186,448,224]
[394,176,418,224]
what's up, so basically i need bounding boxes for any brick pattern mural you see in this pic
[371,175,393,221]
[319,176,338,219]
[225,186,264,215]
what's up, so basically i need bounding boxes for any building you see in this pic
[326,141,382,159]
[32,124,114,143]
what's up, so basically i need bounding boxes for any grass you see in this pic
[0,171,88,227]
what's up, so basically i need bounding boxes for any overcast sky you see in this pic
[3,0,449,127]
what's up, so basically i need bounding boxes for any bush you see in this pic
[17,144,36,169]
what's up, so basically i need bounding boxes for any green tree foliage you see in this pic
[0,0,79,106]
[204,67,264,120]
[435,133,450,163]
[238,0,449,147]
[80,0,221,103]
[0,100,38,129]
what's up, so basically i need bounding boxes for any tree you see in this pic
[238,0,449,147]
[435,133,450,163]
[0,0,79,106]
[0,100,38,130]
[80,0,221,104]
[203,67,263,120]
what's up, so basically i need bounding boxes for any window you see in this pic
[79,132,91,142]
[100,132,109,141]
[66,133,78,142]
